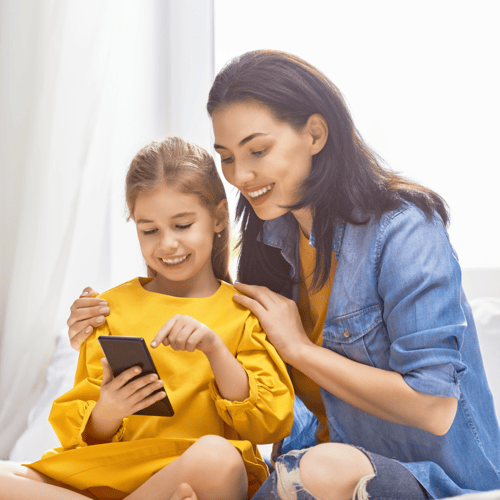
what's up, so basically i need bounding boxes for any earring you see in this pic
[217,232,222,238]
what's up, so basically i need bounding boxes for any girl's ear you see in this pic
[214,198,229,233]
[307,113,328,155]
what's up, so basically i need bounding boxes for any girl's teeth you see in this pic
[162,255,188,265]
[248,183,274,198]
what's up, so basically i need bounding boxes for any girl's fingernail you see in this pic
[99,307,110,314]
[151,341,157,348]
[85,326,92,334]
[82,291,89,296]
[96,316,105,323]
[99,301,108,306]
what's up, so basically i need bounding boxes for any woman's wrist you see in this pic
[283,337,317,367]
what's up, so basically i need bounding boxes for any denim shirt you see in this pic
[259,203,500,498]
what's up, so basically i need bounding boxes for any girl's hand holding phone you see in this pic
[150,315,223,355]
[96,358,166,420]
[87,358,166,442]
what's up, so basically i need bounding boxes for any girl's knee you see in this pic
[181,435,246,483]
[177,436,247,499]
[296,444,374,500]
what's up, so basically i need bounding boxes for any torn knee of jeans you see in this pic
[275,450,318,500]
[352,473,377,500]
[275,449,377,500]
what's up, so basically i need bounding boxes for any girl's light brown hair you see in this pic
[126,136,231,283]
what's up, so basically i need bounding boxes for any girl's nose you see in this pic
[159,233,178,252]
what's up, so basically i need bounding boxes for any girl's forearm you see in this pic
[289,342,457,435]
[205,342,250,402]
[83,403,123,444]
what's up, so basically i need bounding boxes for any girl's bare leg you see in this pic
[0,461,95,500]
[0,435,246,500]
[170,483,197,500]
[126,435,247,500]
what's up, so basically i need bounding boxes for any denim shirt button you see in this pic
[343,328,350,338]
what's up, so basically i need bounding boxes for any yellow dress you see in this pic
[25,278,294,499]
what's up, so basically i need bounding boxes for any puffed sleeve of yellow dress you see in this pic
[47,323,128,449]
[210,311,295,444]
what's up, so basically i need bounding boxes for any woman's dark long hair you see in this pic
[207,50,449,293]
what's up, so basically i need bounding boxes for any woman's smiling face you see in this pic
[212,101,319,224]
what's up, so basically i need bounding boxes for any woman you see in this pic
[67,50,500,499]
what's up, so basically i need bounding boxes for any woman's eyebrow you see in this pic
[214,132,269,151]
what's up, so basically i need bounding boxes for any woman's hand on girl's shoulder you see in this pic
[67,287,109,350]
[231,282,311,364]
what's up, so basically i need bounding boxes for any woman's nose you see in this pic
[224,159,255,188]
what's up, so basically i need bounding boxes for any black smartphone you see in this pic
[98,335,174,417]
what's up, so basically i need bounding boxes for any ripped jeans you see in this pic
[252,446,430,500]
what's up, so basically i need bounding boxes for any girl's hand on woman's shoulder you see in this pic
[231,282,311,364]
[67,287,110,350]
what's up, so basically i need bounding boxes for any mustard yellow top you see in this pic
[26,278,294,499]
[291,229,336,444]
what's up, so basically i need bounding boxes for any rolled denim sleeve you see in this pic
[377,205,467,398]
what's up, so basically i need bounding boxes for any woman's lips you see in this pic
[245,183,275,205]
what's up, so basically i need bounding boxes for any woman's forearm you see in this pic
[205,343,250,402]
[289,342,457,435]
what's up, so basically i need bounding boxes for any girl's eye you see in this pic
[220,156,234,164]
[176,224,192,230]
[252,149,267,158]
[143,229,158,235]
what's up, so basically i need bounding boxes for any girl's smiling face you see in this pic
[212,101,327,232]
[133,184,227,297]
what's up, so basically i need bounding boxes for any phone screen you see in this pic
[98,335,174,417]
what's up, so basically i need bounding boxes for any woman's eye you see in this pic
[176,224,192,230]
[143,229,158,235]
[220,156,234,164]
[252,149,267,158]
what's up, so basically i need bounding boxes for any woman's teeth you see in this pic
[248,183,274,199]
[162,255,188,265]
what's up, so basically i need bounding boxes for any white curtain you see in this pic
[0,0,214,459]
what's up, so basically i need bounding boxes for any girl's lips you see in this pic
[160,254,190,267]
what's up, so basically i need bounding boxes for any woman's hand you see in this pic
[67,287,109,350]
[151,315,223,355]
[231,282,312,364]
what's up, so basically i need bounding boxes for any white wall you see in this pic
[214,0,500,274]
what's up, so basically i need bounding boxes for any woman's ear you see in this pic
[214,198,229,233]
[307,113,328,155]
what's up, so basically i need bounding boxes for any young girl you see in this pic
[0,137,294,500]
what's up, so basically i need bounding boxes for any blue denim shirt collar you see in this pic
[259,212,347,273]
